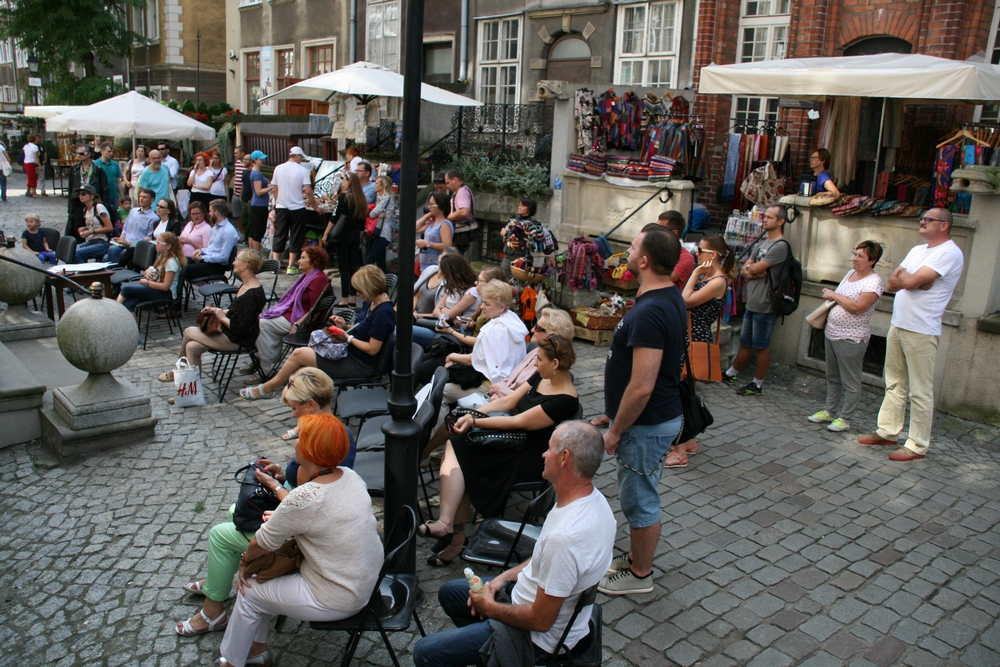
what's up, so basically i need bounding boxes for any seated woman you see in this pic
[489,307,575,401]
[216,413,383,667]
[116,232,185,311]
[277,368,358,465]
[241,265,396,400]
[420,335,579,566]
[157,249,266,397]
[178,201,213,259]
[412,252,481,350]
[245,245,331,382]
[147,198,183,241]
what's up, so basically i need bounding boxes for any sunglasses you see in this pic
[76,152,89,156]
[532,324,546,333]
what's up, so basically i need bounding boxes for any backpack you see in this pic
[15,148,24,165]
[766,239,802,317]
[97,203,123,236]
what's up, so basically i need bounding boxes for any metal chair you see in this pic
[199,259,282,308]
[541,584,603,667]
[333,331,396,404]
[210,346,265,402]
[305,506,425,667]
[133,263,187,349]
[184,245,238,311]
[40,227,60,252]
[463,485,554,570]
[335,343,423,428]
[111,240,157,285]
[385,272,398,303]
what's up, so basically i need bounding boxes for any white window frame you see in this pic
[0,41,12,65]
[14,44,26,69]
[731,96,779,132]
[613,1,681,87]
[976,2,1000,123]
[477,16,522,105]
[367,0,401,73]
[132,0,159,43]
[239,0,263,6]
[737,0,790,64]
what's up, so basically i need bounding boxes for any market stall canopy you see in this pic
[44,91,216,139]
[261,61,482,106]
[24,105,82,119]
[699,53,1000,102]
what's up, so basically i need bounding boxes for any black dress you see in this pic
[689,275,726,343]
[223,286,266,349]
[452,373,579,517]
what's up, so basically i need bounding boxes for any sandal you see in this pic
[182,580,206,595]
[239,385,274,401]
[158,370,174,383]
[282,428,300,441]
[417,519,451,540]
[427,536,466,567]
[176,609,228,636]
[590,415,610,427]
[664,451,688,469]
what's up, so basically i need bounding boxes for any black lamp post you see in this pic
[26,55,39,106]
[382,0,425,573]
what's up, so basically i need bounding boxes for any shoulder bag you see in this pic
[242,538,303,583]
[446,408,529,449]
[684,305,724,383]
[232,463,281,533]
[805,300,836,329]
[308,328,349,361]
[197,310,224,335]
[678,353,714,444]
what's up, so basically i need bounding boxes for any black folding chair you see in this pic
[335,343,423,429]
[211,346,265,402]
[184,245,238,311]
[111,240,157,285]
[134,263,187,349]
[540,583,603,666]
[199,259,282,308]
[463,485,554,570]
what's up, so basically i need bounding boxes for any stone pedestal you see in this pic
[41,373,157,462]
[0,341,46,448]
[0,303,55,342]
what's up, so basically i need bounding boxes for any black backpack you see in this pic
[767,239,802,317]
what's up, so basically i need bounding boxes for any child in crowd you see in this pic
[118,196,132,224]
[21,214,56,265]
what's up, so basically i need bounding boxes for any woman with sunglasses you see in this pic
[420,335,580,566]
[72,184,114,262]
[146,198,183,241]
[668,234,736,468]
[488,307,575,401]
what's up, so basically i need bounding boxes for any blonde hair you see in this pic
[351,264,387,298]
[237,248,264,273]
[479,279,511,309]
[375,175,394,197]
[24,214,40,224]
[153,232,187,273]
[539,308,574,340]
[282,367,334,408]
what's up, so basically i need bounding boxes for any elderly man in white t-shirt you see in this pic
[858,207,964,462]
[412,421,615,667]
[270,146,316,275]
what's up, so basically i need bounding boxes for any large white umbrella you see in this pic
[24,105,83,119]
[45,90,216,139]
[261,61,482,106]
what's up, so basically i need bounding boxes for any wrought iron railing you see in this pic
[450,103,553,170]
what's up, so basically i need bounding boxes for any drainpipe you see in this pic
[457,0,468,82]
[350,0,357,63]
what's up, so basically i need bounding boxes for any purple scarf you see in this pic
[260,269,323,323]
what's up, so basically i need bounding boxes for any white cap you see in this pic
[289,146,309,158]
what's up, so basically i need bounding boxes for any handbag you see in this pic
[327,213,349,243]
[677,354,714,444]
[173,356,206,407]
[365,213,381,237]
[445,408,529,449]
[684,309,723,383]
[447,362,486,389]
[428,332,465,358]
[806,299,836,329]
[233,462,281,532]
[308,328,349,361]
[242,538,303,583]
[197,310,223,335]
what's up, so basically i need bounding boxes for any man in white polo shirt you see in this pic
[858,207,964,462]
[270,146,316,275]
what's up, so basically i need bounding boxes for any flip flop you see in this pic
[664,451,688,468]
[182,580,206,595]
[176,610,228,636]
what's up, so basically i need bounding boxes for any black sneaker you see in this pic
[722,371,739,384]
[737,382,762,396]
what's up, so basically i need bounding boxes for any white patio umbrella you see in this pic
[45,90,216,140]
[261,61,482,106]
[24,105,83,119]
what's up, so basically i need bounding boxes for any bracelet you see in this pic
[347,335,354,345]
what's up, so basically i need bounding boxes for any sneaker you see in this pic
[827,418,850,432]
[598,568,654,596]
[808,410,834,423]
[737,382,762,396]
[606,552,633,574]
[286,267,301,275]
[858,432,897,446]
[722,371,739,384]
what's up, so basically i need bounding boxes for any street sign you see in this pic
[28,77,41,87]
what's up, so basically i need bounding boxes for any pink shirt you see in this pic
[179,220,212,258]
[489,348,540,400]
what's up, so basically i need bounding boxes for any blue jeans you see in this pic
[105,244,128,264]
[615,416,683,529]
[0,169,7,200]
[739,310,779,350]
[119,282,171,312]
[74,239,110,263]
[412,579,551,667]
[36,251,57,265]
[364,235,390,272]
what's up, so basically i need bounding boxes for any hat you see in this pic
[289,146,309,158]
[250,150,268,161]
[76,184,98,197]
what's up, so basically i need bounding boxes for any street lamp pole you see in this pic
[382,0,425,573]
[26,55,38,106]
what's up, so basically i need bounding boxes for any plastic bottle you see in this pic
[553,176,562,190]
[464,567,484,594]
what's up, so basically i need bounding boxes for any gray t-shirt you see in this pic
[746,237,789,313]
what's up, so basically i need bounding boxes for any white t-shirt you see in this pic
[511,487,615,653]
[826,270,884,344]
[23,142,39,164]
[891,239,964,336]
[209,167,228,196]
[190,168,214,193]
[272,160,312,210]
[442,285,481,318]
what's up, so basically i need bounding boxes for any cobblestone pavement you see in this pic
[4,180,1000,666]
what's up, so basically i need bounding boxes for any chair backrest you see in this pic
[40,227,60,251]
[383,505,417,574]
[133,240,157,271]
[331,307,357,326]
[372,330,395,377]
[546,582,600,665]
[260,259,282,301]
[300,289,336,333]
[503,484,555,570]
[225,244,239,271]
[385,273,398,302]
[55,236,77,264]
[171,262,189,308]
[410,343,424,375]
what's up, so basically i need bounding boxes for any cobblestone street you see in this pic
[3,176,1000,666]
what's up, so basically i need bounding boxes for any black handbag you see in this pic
[678,353,714,443]
[429,333,465,358]
[446,408,529,449]
[447,362,486,389]
[232,463,281,533]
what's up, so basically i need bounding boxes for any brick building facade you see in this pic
[691,0,999,220]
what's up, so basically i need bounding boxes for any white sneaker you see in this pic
[598,568,653,595]
[606,552,632,574]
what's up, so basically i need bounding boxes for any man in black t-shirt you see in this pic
[600,224,686,597]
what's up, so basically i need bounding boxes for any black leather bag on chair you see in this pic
[446,408,529,449]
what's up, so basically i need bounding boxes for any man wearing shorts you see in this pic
[600,224,685,596]
[722,204,790,395]
[270,146,316,274]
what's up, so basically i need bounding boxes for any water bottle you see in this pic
[464,567,484,594]
[553,176,562,190]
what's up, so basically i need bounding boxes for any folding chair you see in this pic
[463,485,554,570]
[134,263,188,349]
[110,240,157,285]
[540,584,603,666]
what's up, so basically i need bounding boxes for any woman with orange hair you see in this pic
[187,151,215,207]
[216,413,383,667]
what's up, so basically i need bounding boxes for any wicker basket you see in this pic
[571,308,623,330]
[510,265,545,283]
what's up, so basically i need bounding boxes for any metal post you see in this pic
[871,96,887,197]
[382,0,424,573]
[502,103,508,151]
[196,29,201,109]
[456,109,463,159]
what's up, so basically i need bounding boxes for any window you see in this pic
[245,52,261,115]
[132,0,159,42]
[478,17,521,104]
[424,41,453,84]
[978,2,1000,123]
[367,0,400,72]
[308,44,334,76]
[614,2,680,86]
[276,49,295,90]
[733,96,779,132]
[14,44,26,69]
[738,0,789,64]
[0,41,11,65]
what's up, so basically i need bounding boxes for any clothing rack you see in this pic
[728,119,787,136]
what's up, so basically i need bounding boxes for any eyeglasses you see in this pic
[532,324,546,333]
[476,277,487,283]
[920,216,947,224]
[155,241,168,246]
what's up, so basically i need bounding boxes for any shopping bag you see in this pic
[173,357,206,407]
[0,153,11,177]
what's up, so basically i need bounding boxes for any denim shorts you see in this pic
[615,416,682,529]
[740,311,779,350]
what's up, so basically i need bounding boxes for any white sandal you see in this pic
[282,428,299,441]
[182,580,206,595]
[176,609,228,636]
[239,385,274,401]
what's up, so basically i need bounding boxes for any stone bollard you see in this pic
[0,245,55,341]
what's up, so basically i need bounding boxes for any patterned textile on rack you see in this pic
[723,134,741,200]
[597,89,622,150]
[688,124,709,181]
[584,154,607,176]
[566,154,587,174]
[605,155,630,178]
[625,161,651,181]
[618,91,643,151]
[573,89,597,155]
[648,155,677,182]
[933,144,957,209]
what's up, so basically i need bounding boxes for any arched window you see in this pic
[546,36,591,82]
[842,36,912,57]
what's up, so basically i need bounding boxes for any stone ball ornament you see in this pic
[0,245,47,305]
[56,283,138,374]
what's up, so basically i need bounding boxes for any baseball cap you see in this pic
[250,150,268,161]
[76,184,98,197]
[289,146,309,158]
